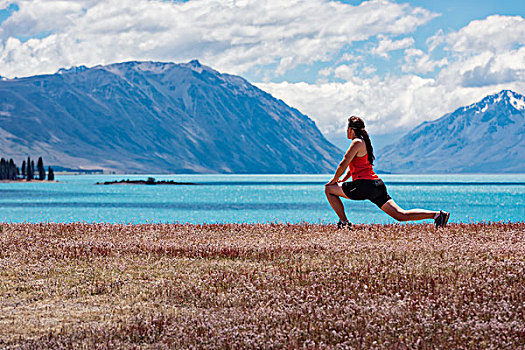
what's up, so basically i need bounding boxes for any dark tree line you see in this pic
[0,158,18,180]
[1,156,54,181]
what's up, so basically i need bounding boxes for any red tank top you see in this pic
[349,154,378,180]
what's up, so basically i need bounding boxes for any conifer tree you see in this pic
[37,157,45,180]
[48,166,54,181]
[21,160,26,178]
[27,157,33,180]
[0,158,5,180]
[0,159,17,180]
[26,157,30,180]
[9,159,16,180]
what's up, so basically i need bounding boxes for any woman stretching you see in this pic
[325,116,450,228]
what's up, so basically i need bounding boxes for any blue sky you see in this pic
[0,0,523,149]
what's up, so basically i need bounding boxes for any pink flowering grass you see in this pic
[0,222,524,349]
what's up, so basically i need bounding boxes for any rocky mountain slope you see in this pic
[0,61,342,173]
[376,90,525,173]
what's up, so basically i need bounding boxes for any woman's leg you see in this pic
[380,199,437,222]
[324,183,350,222]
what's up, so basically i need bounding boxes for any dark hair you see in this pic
[348,116,375,165]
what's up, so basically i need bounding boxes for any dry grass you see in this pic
[0,222,524,349]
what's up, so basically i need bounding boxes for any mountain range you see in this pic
[1,61,523,174]
[0,60,342,174]
[377,90,525,173]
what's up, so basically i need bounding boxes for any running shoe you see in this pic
[434,210,450,228]
[337,221,352,229]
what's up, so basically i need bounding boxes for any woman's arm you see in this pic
[340,170,351,182]
[326,139,362,185]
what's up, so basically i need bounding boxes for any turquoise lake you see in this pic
[1,174,524,224]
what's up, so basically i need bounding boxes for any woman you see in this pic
[325,116,450,228]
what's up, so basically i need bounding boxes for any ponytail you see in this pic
[358,129,375,165]
[348,116,375,165]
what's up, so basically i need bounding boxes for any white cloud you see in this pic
[333,64,359,81]
[0,1,85,39]
[456,48,525,87]
[446,15,525,53]
[371,35,414,58]
[426,29,444,52]
[402,48,448,74]
[0,0,437,78]
[257,74,442,137]
[317,58,376,82]
[0,1,14,10]
[318,67,332,77]
[362,66,376,75]
[436,15,525,88]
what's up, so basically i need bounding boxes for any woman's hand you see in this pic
[325,178,338,186]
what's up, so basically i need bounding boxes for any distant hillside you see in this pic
[0,60,341,174]
[376,90,525,173]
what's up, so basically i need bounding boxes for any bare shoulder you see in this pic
[348,138,367,156]
[343,138,366,160]
[351,138,366,150]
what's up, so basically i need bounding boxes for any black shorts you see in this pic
[341,179,392,208]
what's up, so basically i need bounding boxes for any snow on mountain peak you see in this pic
[467,89,525,113]
[495,89,525,111]
[508,91,525,111]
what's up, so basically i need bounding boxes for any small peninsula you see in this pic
[95,177,199,185]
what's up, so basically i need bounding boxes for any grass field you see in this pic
[0,222,524,349]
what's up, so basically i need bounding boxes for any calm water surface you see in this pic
[0,174,523,224]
